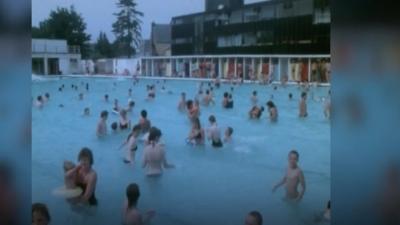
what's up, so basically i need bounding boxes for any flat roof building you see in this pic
[171,0,330,55]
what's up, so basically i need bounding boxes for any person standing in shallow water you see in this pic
[96,110,108,137]
[122,183,155,225]
[299,92,308,118]
[69,148,98,206]
[272,150,306,202]
[142,127,175,176]
[206,115,223,148]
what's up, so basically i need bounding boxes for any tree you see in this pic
[33,6,91,58]
[112,0,143,58]
[93,31,113,59]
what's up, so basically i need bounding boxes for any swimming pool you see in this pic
[32,76,330,225]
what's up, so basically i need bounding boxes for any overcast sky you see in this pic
[32,0,266,42]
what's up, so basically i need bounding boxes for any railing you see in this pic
[140,54,331,83]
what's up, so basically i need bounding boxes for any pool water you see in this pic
[32,77,330,225]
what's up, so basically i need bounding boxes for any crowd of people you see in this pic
[32,77,331,225]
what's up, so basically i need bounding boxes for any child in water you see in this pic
[249,106,264,119]
[120,125,141,164]
[224,127,233,143]
[52,161,82,199]
[272,150,306,202]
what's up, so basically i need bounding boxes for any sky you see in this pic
[32,0,265,42]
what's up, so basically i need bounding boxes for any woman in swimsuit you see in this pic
[120,125,141,163]
[187,117,205,145]
[70,148,98,206]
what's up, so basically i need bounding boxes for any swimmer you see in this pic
[244,211,263,225]
[58,87,62,92]
[104,94,109,102]
[113,99,120,112]
[299,92,308,118]
[96,110,108,137]
[186,100,199,120]
[78,93,84,100]
[202,89,212,106]
[142,127,175,176]
[86,83,89,91]
[249,106,264,119]
[147,86,155,100]
[126,100,135,113]
[83,107,90,116]
[207,115,223,148]
[128,88,132,97]
[195,90,203,103]
[272,150,306,202]
[289,93,293,100]
[187,117,205,145]
[324,90,331,119]
[138,110,151,134]
[266,101,278,122]
[122,183,156,225]
[178,92,186,111]
[111,122,119,133]
[251,91,258,106]
[120,125,141,163]
[61,161,82,196]
[222,92,229,108]
[214,77,220,88]
[223,127,233,143]
[59,104,64,108]
[32,203,51,225]
[119,109,131,130]
[227,94,234,108]
[35,95,44,108]
[43,93,50,103]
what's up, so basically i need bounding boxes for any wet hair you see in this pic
[148,127,162,142]
[266,101,275,108]
[210,87,214,91]
[105,94,109,99]
[248,211,263,225]
[301,92,307,98]
[100,110,108,119]
[129,101,135,107]
[32,203,51,223]
[273,86,277,90]
[58,87,62,92]
[186,100,193,109]
[37,95,42,101]
[260,106,264,112]
[253,91,257,96]
[289,93,293,99]
[78,147,94,165]
[111,122,118,131]
[289,150,299,160]
[208,115,216,123]
[84,107,90,113]
[45,93,50,98]
[227,127,233,136]
[141,110,147,118]
[223,92,228,98]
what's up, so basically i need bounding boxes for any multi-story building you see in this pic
[171,0,330,55]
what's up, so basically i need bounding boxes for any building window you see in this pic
[283,1,293,9]
[217,35,242,47]
[173,38,192,44]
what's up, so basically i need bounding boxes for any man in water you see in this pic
[206,115,223,148]
[96,110,108,137]
[272,150,306,202]
[299,92,308,117]
[122,183,155,225]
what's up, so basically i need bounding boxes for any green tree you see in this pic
[112,0,143,58]
[33,6,91,58]
[93,31,114,59]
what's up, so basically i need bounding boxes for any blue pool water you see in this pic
[32,77,330,225]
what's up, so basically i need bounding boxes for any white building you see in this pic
[32,39,82,75]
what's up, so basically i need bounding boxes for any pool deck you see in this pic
[33,74,331,87]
